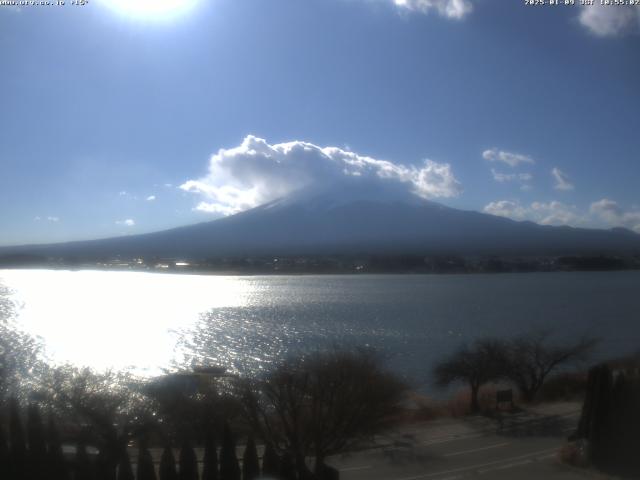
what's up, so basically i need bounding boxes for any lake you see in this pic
[1,269,639,389]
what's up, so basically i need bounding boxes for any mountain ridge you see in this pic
[1,190,640,260]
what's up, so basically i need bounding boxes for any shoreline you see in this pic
[1,263,639,277]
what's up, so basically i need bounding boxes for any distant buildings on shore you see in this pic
[1,253,639,274]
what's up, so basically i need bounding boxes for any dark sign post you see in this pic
[496,389,514,411]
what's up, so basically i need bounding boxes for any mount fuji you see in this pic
[2,185,640,260]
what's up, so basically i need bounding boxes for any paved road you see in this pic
[329,403,596,480]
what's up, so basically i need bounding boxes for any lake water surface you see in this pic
[1,269,639,388]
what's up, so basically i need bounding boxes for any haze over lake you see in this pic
[1,269,639,387]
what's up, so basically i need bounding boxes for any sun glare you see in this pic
[3,269,250,374]
[100,0,201,21]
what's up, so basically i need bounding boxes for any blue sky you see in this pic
[1,0,639,246]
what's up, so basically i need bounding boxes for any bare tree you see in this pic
[142,369,242,443]
[240,348,408,477]
[36,365,152,473]
[434,339,507,413]
[504,331,596,403]
[0,319,43,405]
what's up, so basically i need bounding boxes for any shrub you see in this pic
[537,373,587,402]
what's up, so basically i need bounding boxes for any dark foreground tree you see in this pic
[137,441,157,480]
[159,446,178,480]
[9,397,27,480]
[242,436,260,480]
[261,442,279,477]
[117,449,135,480]
[27,404,47,479]
[47,419,68,480]
[179,440,198,480]
[76,442,95,480]
[202,433,218,480]
[96,447,117,480]
[279,451,296,480]
[504,332,596,403]
[434,339,507,413]
[241,348,408,477]
[574,362,640,476]
[219,423,240,480]
[0,425,9,480]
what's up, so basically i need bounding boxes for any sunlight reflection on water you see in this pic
[1,269,640,387]
[0,269,252,375]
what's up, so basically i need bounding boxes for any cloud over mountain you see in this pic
[181,136,462,215]
[484,200,582,227]
[485,198,640,233]
[591,199,640,233]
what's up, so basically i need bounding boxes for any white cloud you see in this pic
[530,201,581,226]
[116,219,135,227]
[491,169,533,183]
[482,148,535,167]
[118,191,128,196]
[589,198,622,222]
[483,200,528,221]
[392,0,473,19]
[193,201,235,215]
[484,197,640,232]
[146,195,156,201]
[578,4,640,37]
[484,200,583,227]
[181,135,462,215]
[590,199,640,233]
[551,167,574,191]
[378,1,640,33]
[34,216,60,222]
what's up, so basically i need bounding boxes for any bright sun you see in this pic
[101,0,201,21]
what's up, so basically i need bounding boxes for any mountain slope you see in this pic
[2,189,640,259]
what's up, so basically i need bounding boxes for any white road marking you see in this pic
[443,442,509,457]
[478,453,556,474]
[340,465,372,472]
[478,459,533,473]
[413,410,581,448]
[391,447,558,480]
[419,433,484,446]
